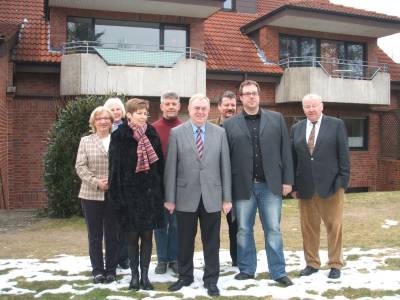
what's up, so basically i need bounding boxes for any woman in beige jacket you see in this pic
[75,106,118,284]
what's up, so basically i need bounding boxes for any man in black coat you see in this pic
[223,80,294,286]
[290,93,350,279]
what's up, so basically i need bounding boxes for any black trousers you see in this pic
[81,198,119,276]
[176,199,221,284]
[226,211,238,265]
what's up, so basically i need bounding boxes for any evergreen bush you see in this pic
[43,95,120,217]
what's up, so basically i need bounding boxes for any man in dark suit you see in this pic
[209,90,238,267]
[290,93,350,279]
[164,93,232,296]
[223,80,294,286]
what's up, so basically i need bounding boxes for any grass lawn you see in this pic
[1,191,399,259]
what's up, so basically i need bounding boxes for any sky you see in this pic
[330,0,400,63]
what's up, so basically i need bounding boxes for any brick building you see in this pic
[0,0,399,209]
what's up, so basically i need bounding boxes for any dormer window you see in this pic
[223,0,235,11]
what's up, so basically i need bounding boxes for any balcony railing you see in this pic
[278,56,389,80]
[62,41,207,68]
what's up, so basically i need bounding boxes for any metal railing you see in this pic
[62,41,207,67]
[278,56,389,80]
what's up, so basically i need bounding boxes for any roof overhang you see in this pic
[46,0,224,19]
[241,6,400,38]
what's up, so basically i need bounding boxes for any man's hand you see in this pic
[290,191,299,199]
[222,202,232,214]
[97,178,108,191]
[164,202,175,214]
[282,184,292,196]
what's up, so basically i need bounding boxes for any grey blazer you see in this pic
[164,121,232,213]
[290,115,350,199]
[223,109,294,200]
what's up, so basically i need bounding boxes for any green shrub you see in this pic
[43,95,122,217]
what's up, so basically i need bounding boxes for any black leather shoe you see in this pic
[275,276,293,286]
[328,268,341,279]
[93,274,105,284]
[299,266,319,277]
[204,283,220,296]
[234,272,254,280]
[168,279,193,291]
[155,262,167,274]
[169,262,179,274]
[118,259,130,270]
[104,274,116,284]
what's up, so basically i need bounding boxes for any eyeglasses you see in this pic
[302,104,321,110]
[241,91,259,97]
[95,117,111,122]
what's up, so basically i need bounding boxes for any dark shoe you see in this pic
[275,276,293,286]
[232,261,238,267]
[118,258,130,270]
[204,283,220,296]
[128,269,140,290]
[234,272,254,280]
[169,262,179,274]
[168,279,193,291]
[140,268,154,290]
[328,268,341,279]
[105,274,116,284]
[93,274,105,284]
[155,262,168,274]
[299,266,319,277]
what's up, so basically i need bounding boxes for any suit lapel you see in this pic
[203,122,214,160]
[299,120,309,153]
[183,122,201,162]
[259,109,268,136]
[237,113,251,141]
[93,134,107,156]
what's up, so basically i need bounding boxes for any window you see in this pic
[223,0,235,10]
[67,17,188,50]
[67,17,93,42]
[279,35,317,66]
[342,117,368,150]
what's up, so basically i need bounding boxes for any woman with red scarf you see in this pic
[109,98,164,290]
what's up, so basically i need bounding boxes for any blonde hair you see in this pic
[89,106,114,133]
[104,97,126,118]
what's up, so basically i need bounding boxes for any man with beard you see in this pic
[210,90,238,267]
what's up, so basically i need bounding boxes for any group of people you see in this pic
[75,79,350,296]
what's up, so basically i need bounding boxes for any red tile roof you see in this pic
[0,20,20,40]
[0,0,60,62]
[205,11,282,74]
[376,48,400,82]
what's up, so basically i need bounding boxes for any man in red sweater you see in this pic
[152,91,183,274]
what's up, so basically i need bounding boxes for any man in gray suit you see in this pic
[164,93,232,296]
[291,93,350,279]
[223,80,294,286]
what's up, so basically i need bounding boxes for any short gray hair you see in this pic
[302,93,323,104]
[104,97,126,118]
[160,91,180,103]
[189,93,210,105]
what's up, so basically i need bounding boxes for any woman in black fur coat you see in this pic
[108,98,164,291]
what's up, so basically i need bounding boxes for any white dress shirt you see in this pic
[305,114,323,146]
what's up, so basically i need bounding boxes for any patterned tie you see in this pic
[196,127,204,158]
[307,121,317,155]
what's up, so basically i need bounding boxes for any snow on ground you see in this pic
[382,219,399,229]
[0,248,399,299]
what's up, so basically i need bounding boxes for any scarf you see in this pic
[128,122,159,173]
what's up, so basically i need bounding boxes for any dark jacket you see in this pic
[223,109,294,200]
[290,115,350,199]
[108,121,164,231]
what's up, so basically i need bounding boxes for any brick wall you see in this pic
[7,97,58,208]
[50,7,205,50]
[377,159,400,191]
[0,53,9,208]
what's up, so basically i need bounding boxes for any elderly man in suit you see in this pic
[291,93,350,279]
[164,93,232,296]
[223,80,294,286]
